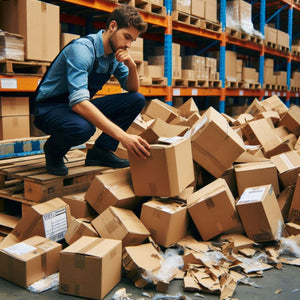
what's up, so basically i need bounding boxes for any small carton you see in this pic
[270,150,300,188]
[140,199,188,247]
[85,168,138,215]
[178,97,199,118]
[236,184,284,242]
[129,137,195,197]
[191,107,245,178]
[277,186,294,222]
[0,97,29,117]
[0,236,61,287]
[187,178,243,241]
[92,207,150,247]
[59,237,122,300]
[0,198,71,248]
[279,105,300,136]
[60,32,80,49]
[288,174,300,223]
[261,95,288,117]
[64,218,98,245]
[234,161,280,196]
[62,192,96,219]
[140,118,189,144]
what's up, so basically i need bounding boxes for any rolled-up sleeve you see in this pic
[113,62,129,91]
[64,42,94,107]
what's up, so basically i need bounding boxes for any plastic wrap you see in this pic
[27,273,59,293]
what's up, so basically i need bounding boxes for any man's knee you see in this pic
[129,92,146,110]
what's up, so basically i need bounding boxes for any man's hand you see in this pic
[120,132,150,159]
[115,49,136,69]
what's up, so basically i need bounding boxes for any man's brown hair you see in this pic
[106,4,148,33]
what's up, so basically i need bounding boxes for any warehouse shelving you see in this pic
[0,0,300,113]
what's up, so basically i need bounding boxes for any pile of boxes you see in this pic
[1,95,300,299]
[265,24,290,51]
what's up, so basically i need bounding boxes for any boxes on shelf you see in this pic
[191,0,204,18]
[225,51,237,81]
[236,184,284,242]
[0,236,61,287]
[205,0,218,22]
[0,31,24,61]
[60,33,80,50]
[172,0,191,14]
[0,0,60,62]
[59,237,122,300]
[265,25,277,45]
[277,30,289,49]
[242,67,258,83]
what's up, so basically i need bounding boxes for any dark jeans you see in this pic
[34,92,145,157]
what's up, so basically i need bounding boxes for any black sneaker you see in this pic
[44,140,68,176]
[85,145,129,168]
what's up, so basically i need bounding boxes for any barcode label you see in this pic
[43,208,68,242]
[238,187,266,204]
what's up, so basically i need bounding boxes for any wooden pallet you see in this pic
[0,150,109,204]
[114,0,149,10]
[292,50,300,57]
[172,11,201,27]
[225,81,243,88]
[0,59,49,75]
[263,83,277,90]
[242,82,261,89]
[199,19,222,33]
[140,76,167,86]
[209,80,222,88]
[265,41,277,49]
[291,86,300,92]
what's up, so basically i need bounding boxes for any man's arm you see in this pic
[115,49,139,92]
[72,100,150,159]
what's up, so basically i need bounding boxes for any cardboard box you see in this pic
[277,30,289,48]
[279,105,300,136]
[140,199,188,247]
[0,198,72,248]
[277,186,294,222]
[265,25,277,45]
[191,0,204,17]
[60,32,80,50]
[234,161,280,196]
[187,178,243,241]
[236,184,284,242]
[92,207,150,248]
[227,0,252,26]
[140,118,189,144]
[0,213,20,236]
[225,51,237,81]
[0,0,60,61]
[64,218,98,245]
[270,150,300,188]
[261,95,288,117]
[242,67,258,83]
[191,107,245,178]
[205,0,217,22]
[129,137,195,197]
[0,97,29,117]
[245,98,266,117]
[288,174,300,223]
[0,115,30,140]
[62,192,96,219]
[178,98,199,118]
[0,236,61,287]
[85,168,138,215]
[0,31,24,61]
[143,99,179,123]
[172,0,191,14]
[60,237,122,300]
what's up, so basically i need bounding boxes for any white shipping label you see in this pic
[4,242,37,256]
[43,208,68,242]
[1,78,17,89]
[238,187,266,204]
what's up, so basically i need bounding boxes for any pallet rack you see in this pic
[0,0,299,113]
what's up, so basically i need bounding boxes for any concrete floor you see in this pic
[0,264,299,300]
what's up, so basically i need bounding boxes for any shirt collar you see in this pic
[95,29,114,60]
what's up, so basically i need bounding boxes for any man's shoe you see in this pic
[85,145,129,168]
[44,140,68,176]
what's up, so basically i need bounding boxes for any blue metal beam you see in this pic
[196,40,219,56]
[265,4,288,24]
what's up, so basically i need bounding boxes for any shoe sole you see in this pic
[85,160,129,168]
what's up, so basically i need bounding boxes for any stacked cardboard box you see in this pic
[0,97,30,140]
[0,31,24,61]
[265,25,289,50]
[291,71,300,90]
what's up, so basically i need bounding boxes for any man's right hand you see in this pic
[120,133,150,160]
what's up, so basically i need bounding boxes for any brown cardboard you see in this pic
[0,213,20,236]
[270,150,300,188]
[289,174,300,223]
[0,31,24,61]
[191,0,204,17]
[205,0,217,22]
[236,184,284,242]
[92,206,150,247]
[191,107,245,178]
[178,97,199,118]
[225,51,237,81]
[140,118,189,144]
[85,168,138,215]
[261,95,288,117]
[265,25,277,45]
[60,33,80,50]
[234,161,280,196]
[277,186,294,222]
[140,199,188,247]
[172,0,191,14]
[0,0,60,61]
[62,192,96,219]
[279,105,300,136]
[64,218,98,245]
[0,198,71,247]
[59,237,122,300]
[0,116,30,140]
[285,222,300,236]
[129,137,195,197]
[0,236,61,287]
[187,178,243,241]
[143,99,179,123]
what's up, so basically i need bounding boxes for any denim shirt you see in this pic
[36,30,129,107]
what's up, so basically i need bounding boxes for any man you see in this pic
[34,4,150,176]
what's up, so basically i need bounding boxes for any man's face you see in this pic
[108,21,139,53]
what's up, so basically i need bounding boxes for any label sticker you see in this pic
[1,78,17,89]
[238,187,266,204]
[43,208,68,242]
[4,242,37,256]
